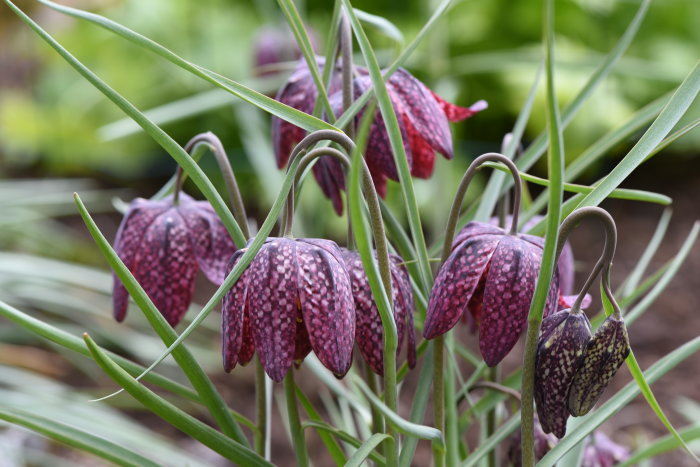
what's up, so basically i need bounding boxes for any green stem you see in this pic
[176,132,250,238]
[433,336,445,467]
[445,334,460,465]
[284,370,309,467]
[365,362,386,437]
[255,356,267,457]
[486,366,499,467]
[340,11,356,247]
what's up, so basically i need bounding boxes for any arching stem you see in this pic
[175,132,250,238]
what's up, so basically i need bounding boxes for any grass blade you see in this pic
[73,193,247,444]
[296,390,348,466]
[345,434,391,467]
[461,414,520,467]
[82,333,272,466]
[622,208,673,296]
[0,408,160,467]
[619,422,700,467]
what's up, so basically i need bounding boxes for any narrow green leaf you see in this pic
[301,421,386,465]
[355,9,404,44]
[619,422,700,467]
[82,334,272,466]
[345,434,391,467]
[0,409,159,467]
[36,0,337,134]
[539,336,700,466]
[342,0,433,292]
[623,208,673,296]
[399,344,434,466]
[352,375,443,443]
[482,162,671,205]
[461,414,520,467]
[625,349,700,463]
[644,116,700,161]
[626,221,700,325]
[296,390,348,466]
[73,193,247,444]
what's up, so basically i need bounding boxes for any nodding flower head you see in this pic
[568,314,630,416]
[112,193,236,327]
[272,57,485,214]
[534,308,592,438]
[424,221,559,366]
[222,237,355,382]
[341,249,416,376]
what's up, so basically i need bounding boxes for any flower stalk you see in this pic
[284,370,309,467]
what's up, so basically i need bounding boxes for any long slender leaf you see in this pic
[8,0,247,247]
[296,390,347,466]
[0,409,160,467]
[73,194,246,444]
[399,344,434,466]
[539,336,700,466]
[301,421,386,465]
[623,208,673,296]
[82,334,272,466]
[619,423,700,467]
[355,9,404,44]
[461,414,520,467]
[345,434,391,467]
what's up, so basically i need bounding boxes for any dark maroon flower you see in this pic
[272,57,486,214]
[423,221,559,366]
[112,193,236,327]
[568,315,630,416]
[582,432,631,467]
[490,215,575,295]
[341,249,416,375]
[222,237,355,382]
[534,308,592,438]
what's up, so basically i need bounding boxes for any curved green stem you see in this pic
[442,153,523,261]
[556,207,617,312]
[284,370,309,467]
[176,132,250,238]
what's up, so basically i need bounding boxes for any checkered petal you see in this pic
[424,234,500,338]
[112,197,170,322]
[479,235,540,366]
[453,222,506,250]
[179,199,237,285]
[297,239,355,377]
[568,316,630,416]
[534,310,592,438]
[248,239,299,382]
[430,91,487,122]
[222,249,249,371]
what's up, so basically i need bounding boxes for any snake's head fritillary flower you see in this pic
[535,308,592,438]
[252,25,319,77]
[272,58,485,214]
[568,315,630,416]
[508,415,558,466]
[582,432,631,467]
[112,193,236,327]
[424,221,559,366]
[222,237,355,382]
[490,214,576,295]
[341,249,416,376]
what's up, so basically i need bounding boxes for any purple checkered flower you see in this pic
[535,308,592,438]
[112,193,236,327]
[222,237,355,382]
[341,249,416,376]
[423,221,559,366]
[582,432,631,467]
[272,57,485,214]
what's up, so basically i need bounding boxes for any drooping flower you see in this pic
[341,249,416,375]
[568,315,630,416]
[272,57,486,214]
[424,221,559,366]
[490,214,576,295]
[112,193,236,327]
[222,237,355,382]
[534,308,592,438]
[582,432,631,467]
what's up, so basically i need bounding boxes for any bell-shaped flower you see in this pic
[582,432,631,467]
[534,308,592,438]
[424,221,559,366]
[272,57,485,214]
[222,237,355,382]
[112,193,236,327]
[568,315,630,416]
[341,249,416,375]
